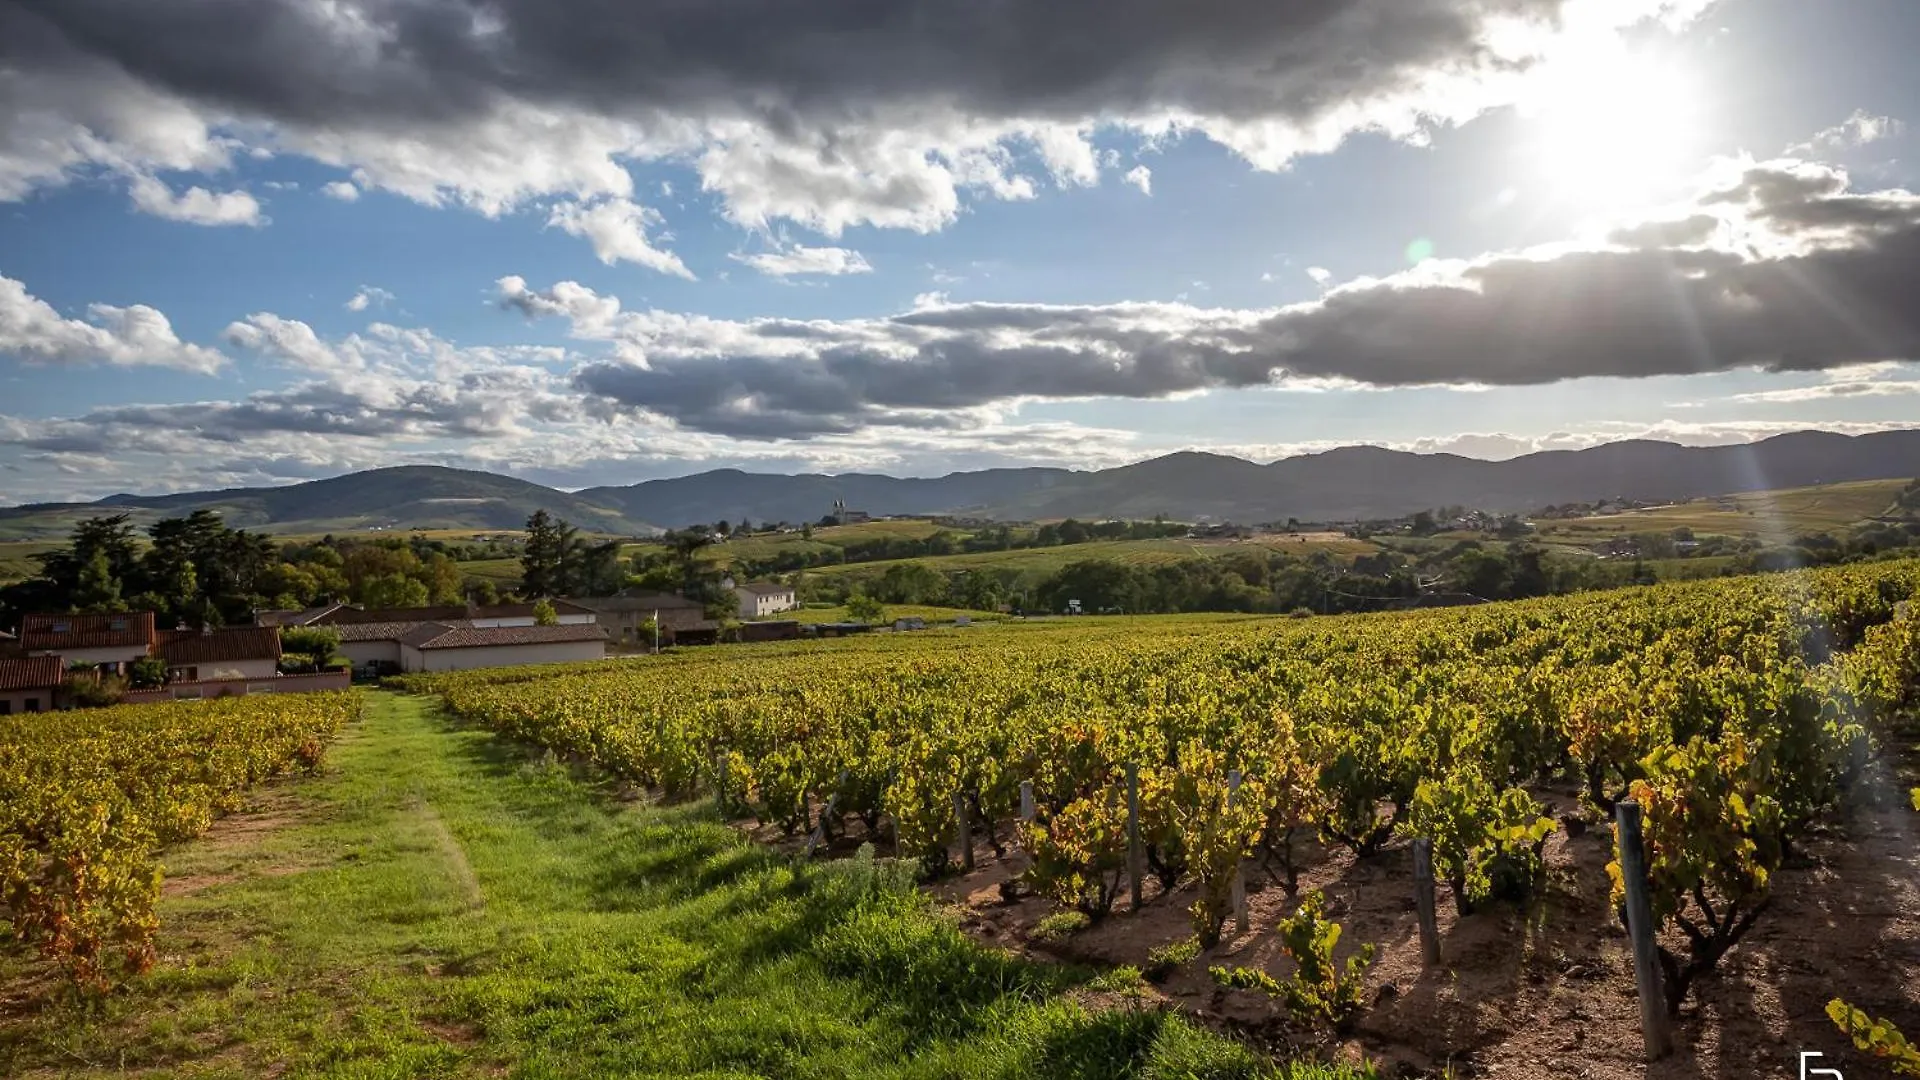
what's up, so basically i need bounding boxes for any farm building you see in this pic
[0,655,63,715]
[734,581,799,618]
[573,592,717,647]
[396,622,608,673]
[19,612,156,678]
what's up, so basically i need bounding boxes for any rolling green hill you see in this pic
[0,466,657,540]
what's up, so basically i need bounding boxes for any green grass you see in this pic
[764,604,1011,625]
[455,557,525,585]
[0,693,1366,1080]
[1540,479,1912,541]
[0,540,59,585]
[807,537,1376,582]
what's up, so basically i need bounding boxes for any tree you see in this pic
[73,549,126,613]
[281,626,341,669]
[532,599,559,626]
[467,579,501,606]
[1037,560,1142,614]
[361,574,429,609]
[872,561,948,605]
[520,511,569,598]
[1409,510,1438,536]
[714,520,732,538]
[845,592,885,623]
[421,553,465,605]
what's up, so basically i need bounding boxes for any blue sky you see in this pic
[3,0,1920,503]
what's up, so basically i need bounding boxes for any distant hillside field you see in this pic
[805,534,1379,581]
[1537,479,1910,542]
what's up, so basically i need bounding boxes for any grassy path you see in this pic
[2,692,1353,1080]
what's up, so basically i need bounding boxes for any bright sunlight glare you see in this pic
[1519,46,1705,220]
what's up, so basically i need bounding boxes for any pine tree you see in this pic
[73,549,126,613]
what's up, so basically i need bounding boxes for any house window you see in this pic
[169,666,198,683]
[24,698,40,713]
[0,700,9,716]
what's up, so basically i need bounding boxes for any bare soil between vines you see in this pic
[755,781,1920,1079]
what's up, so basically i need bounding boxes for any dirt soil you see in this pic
[763,779,1920,1080]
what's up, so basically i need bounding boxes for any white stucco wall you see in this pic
[190,657,279,680]
[339,640,402,668]
[0,688,55,715]
[400,639,606,673]
[37,645,148,669]
[738,590,797,618]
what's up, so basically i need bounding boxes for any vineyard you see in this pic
[396,562,1920,1071]
[0,693,356,991]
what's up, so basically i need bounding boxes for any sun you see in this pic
[1518,46,1704,220]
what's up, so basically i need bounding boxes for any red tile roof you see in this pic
[471,600,597,619]
[401,623,608,650]
[0,655,64,692]
[20,612,156,652]
[254,604,346,627]
[332,620,461,643]
[314,605,471,626]
[157,627,284,665]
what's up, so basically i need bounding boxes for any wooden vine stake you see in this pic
[1228,769,1248,935]
[1126,762,1144,911]
[1411,836,1441,966]
[954,789,974,871]
[1615,800,1674,1060]
[803,769,850,858]
[1019,780,1035,824]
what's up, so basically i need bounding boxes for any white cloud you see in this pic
[484,161,1920,439]
[345,286,395,312]
[1123,165,1152,195]
[0,274,226,374]
[547,197,694,278]
[126,174,264,227]
[320,179,361,201]
[731,244,874,277]
[1306,266,1333,286]
[1787,110,1907,156]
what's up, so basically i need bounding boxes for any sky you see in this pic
[3,0,1920,504]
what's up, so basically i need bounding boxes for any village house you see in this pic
[0,656,64,715]
[572,592,716,647]
[156,627,283,683]
[14,612,346,704]
[20,611,156,678]
[734,581,799,619]
[395,622,608,673]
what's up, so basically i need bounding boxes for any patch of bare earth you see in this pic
[782,780,1920,1079]
[159,786,317,896]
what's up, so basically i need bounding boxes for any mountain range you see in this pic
[1,430,1915,540]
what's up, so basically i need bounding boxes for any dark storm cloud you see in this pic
[541,161,1920,438]
[6,0,1571,130]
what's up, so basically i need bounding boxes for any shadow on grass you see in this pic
[399,694,1377,1079]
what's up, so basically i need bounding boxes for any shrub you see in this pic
[65,674,128,709]
[129,657,168,690]
[1211,890,1374,1033]
[280,626,341,668]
